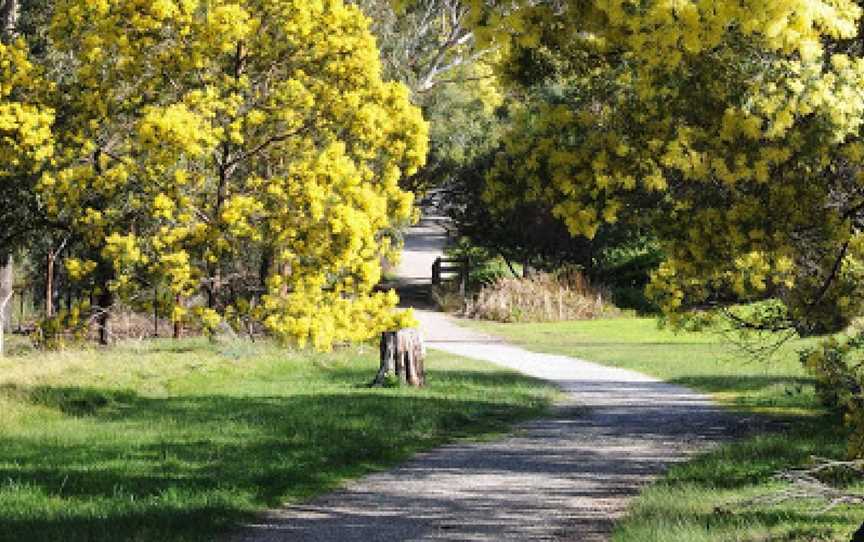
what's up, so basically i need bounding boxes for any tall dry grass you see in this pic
[467,269,618,323]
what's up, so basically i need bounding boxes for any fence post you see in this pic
[17,289,24,333]
[460,257,469,298]
[153,287,159,337]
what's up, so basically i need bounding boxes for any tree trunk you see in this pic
[153,287,159,337]
[371,329,426,387]
[17,288,24,332]
[0,0,19,41]
[173,294,183,339]
[45,252,54,318]
[0,293,9,357]
[259,246,272,290]
[279,261,291,296]
[0,254,12,357]
[97,290,112,346]
[0,254,12,333]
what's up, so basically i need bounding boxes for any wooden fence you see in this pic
[431,257,470,296]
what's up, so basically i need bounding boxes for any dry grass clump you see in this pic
[468,270,618,323]
[431,286,468,314]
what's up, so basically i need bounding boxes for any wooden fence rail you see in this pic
[431,257,470,297]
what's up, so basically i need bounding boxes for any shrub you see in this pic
[595,251,662,314]
[467,269,618,323]
[431,285,469,314]
[800,333,864,458]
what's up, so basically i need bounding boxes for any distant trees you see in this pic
[354,0,501,195]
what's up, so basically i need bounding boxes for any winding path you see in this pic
[231,216,741,541]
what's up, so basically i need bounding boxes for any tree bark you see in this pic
[0,253,12,332]
[97,290,112,346]
[0,293,9,357]
[371,329,426,387]
[0,253,13,357]
[259,246,272,290]
[45,252,54,318]
[173,294,183,339]
[0,0,18,41]
[153,287,159,337]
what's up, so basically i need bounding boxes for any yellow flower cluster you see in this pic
[0,41,54,173]
[474,0,864,325]
[27,0,428,350]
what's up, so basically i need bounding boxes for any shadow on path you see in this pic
[230,219,743,541]
[232,376,743,541]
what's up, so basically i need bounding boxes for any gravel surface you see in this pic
[230,220,741,541]
[393,215,450,284]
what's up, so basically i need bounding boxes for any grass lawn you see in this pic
[461,317,864,542]
[0,337,556,542]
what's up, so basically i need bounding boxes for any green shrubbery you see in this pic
[800,333,864,458]
[444,235,662,319]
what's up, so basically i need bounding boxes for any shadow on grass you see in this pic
[667,374,813,393]
[0,371,551,542]
[611,378,863,541]
[663,374,822,414]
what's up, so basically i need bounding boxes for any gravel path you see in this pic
[393,215,450,284]
[230,219,741,541]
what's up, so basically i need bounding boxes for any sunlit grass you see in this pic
[462,318,822,416]
[0,337,557,541]
[460,317,864,541]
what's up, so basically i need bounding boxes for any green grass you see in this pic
[0,337,557,542]
[460,317,864,541]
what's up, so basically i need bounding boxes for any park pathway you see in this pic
[231,215,741,541]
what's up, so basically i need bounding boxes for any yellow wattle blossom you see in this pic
[466,0,864,332]
[30,0,428,350]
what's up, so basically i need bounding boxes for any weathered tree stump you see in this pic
[371,329,426,387]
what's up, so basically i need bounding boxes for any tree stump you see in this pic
[371,329,426,387]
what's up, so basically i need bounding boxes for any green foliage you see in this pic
[32,301,91,350]
[800,333,864,457]
[356,0,499,193]
[445,239,518,288]
[594,248,662,314]
[465,0,864,336]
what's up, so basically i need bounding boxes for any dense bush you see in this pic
[592,251,662,315]
[800,333,864,458]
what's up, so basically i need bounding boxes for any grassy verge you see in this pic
[0,338,556,542]
[460,317,864,541]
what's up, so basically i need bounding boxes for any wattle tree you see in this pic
[455,1,864,335]
[6,0,429,349]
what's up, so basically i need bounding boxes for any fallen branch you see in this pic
[721,456,864,514]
